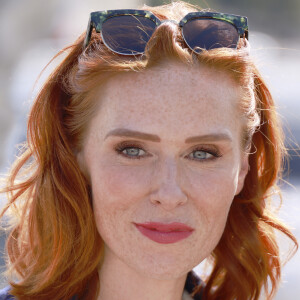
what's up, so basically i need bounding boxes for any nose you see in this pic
[149,157,188,210]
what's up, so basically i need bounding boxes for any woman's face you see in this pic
[80,60,249,279]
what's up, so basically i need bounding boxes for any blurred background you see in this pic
[0,0,299,298]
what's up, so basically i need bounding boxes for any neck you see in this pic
[97,249,188,300]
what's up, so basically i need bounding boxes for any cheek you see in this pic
[186,167,238,235]
[185,170,237,258]
[89,163,158,260]
[90,164,152,209]
[90,163,153,239]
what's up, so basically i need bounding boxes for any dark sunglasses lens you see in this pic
[102,15,156,55]
[182,19,239,52]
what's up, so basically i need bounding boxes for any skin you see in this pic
[79,60,249,300]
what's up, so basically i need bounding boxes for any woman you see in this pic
[0,1,297,299]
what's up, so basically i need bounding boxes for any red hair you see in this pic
[1,1,297,299]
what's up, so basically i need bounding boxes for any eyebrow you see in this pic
[105,128,233,143]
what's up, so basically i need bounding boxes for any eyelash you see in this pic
[114,141,222,162]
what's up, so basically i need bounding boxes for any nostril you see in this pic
[149,184,188,209]
[151,199,161,206]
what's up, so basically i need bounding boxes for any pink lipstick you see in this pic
[134,222,194,244]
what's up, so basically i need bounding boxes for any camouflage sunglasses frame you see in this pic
[83,9,248,52]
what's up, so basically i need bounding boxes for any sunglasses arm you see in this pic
[83,16,93,49]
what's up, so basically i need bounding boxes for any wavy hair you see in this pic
[0,1,297,299]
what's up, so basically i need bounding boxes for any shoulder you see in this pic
[0,286,14,300]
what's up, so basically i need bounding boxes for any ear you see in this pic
[235,152,249,196]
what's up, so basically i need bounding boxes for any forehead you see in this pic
[94,60,243,141]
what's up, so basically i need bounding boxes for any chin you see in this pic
[127,252,201,280]
[138,265,192,280]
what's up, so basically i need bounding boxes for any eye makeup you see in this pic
[114,141,223,162]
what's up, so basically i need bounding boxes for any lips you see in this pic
[134,222,194,244]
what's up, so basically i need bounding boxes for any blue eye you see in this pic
[115,142,221,162]
[191,150,213,160]
[122,147,146,158]
[115,142,147,159]
[188,148,221,162]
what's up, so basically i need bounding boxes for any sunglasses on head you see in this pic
[83,9,248,55]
